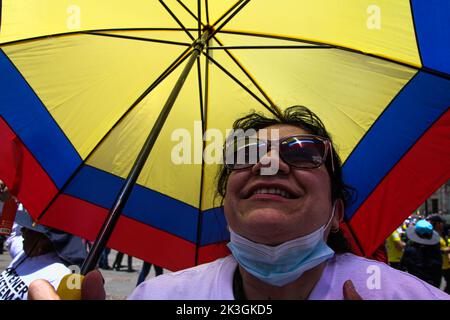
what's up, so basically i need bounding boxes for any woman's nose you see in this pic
[251,149,290,175]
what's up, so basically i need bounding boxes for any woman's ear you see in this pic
[331,199,345,231]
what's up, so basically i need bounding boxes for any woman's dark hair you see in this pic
[216,105,354,253]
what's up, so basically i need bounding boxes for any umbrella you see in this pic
[1,0,449,272]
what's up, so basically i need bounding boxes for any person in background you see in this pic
[385,227,405,270]
[5,222,23,260]
[4,203,31,260]
[112,251,135,272]
[401,219,442,288]
[0,181,9,255]
[427,214,450,294]
[0,236,5,255]
[136,261,163,286]
[98,248,111,270]
[0,211,87,300]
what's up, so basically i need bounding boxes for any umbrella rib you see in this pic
[159,0,196,42]
[202,51,279,118]
[0,28,197,47]
[207,0,250,42]
[174,0,206,32]
[175,0,200,22]
[215,30,450,81]
[196,57,205,129]
[211,0,245,29]
[203,46,210,132]
[212,35,278,111]
[218,30,337,47]
[198,0,201,39]
[85,31,191,46]
[207,45,332,50]
[205,0,210,25]
[36,46,194,223]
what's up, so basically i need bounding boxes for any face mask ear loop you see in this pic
[324,201,337,231]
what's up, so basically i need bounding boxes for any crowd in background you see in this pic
[385,212,450,293]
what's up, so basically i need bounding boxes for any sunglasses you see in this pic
[224,134,334,172]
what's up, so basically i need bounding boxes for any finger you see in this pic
[81,269,106,300]
[28,279,61,300]
[343,280,363,300]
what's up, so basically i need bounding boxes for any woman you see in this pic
[29,106,449,300]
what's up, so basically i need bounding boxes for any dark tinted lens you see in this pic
[225,138,264,169]
[280,137,325,168]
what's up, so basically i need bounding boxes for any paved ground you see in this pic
[0,249,170,300]
[101,251,171,299]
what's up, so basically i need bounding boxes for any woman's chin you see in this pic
[238,210,299,244]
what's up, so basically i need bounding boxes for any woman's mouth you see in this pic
[252,187,293,198]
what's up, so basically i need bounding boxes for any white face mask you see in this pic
[227,203,336,287]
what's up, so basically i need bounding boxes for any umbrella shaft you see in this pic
[81,31,209,275]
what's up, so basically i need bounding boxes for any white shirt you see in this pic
[0,251,71,300]
[128,253,450,300]
[5,223,23,259]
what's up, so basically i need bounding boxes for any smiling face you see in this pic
[223,124,341,245]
